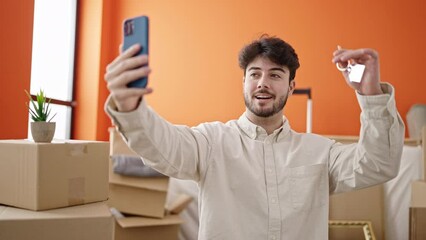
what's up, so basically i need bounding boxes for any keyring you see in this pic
[335,45,352,73]
[336,61,352,73]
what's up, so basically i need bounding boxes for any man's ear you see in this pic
[288,80,296,96]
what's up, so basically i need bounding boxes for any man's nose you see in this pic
[257,75,270,88]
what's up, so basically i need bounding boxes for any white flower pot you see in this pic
[31,122,56,143]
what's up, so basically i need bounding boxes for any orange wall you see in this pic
[73,0,116,140]
[73,0,103,140]
[0,0,34,139]
[75,0,426,140]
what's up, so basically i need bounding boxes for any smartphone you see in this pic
[123,15,149,88]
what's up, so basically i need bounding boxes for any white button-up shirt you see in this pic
[106,83,404,240]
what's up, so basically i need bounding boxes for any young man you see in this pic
[105,36,404,240]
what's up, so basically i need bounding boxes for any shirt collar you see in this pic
[237,113,291,142]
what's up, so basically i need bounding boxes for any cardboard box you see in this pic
[0,202,114,240]
[422,126,425,181]
[329,184,384,240]
[0,139,109,211]
[108,171,169,218]
[114,214,182,240]
[409,181,426,240]
[108,127,169,218]
[409,207,426,240]
[411,181,426,208]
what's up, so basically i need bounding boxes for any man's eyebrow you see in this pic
[247,67,286,73]
[269,67,286,73]
[247,67,261,71]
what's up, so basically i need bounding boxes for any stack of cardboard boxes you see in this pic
[409,127,426,240]
[0,139,113,240]
[108,128,187,240]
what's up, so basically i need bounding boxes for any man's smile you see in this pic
[254,91,274,104]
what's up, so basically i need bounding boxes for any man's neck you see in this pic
[245,110,284,135]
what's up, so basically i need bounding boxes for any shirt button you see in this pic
[268,169,273,173]
[271,198,277,203]
[270,235,276,240]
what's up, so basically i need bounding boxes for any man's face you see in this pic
[243,56,294,118]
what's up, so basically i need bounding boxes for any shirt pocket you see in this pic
[288,163,327,211]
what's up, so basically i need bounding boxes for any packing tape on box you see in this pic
[68,144,88,156]
[68,177,85,205]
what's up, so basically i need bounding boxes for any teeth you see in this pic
[256,95,272,99]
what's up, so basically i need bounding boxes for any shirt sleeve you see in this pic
[328,83,405,194]
[104,96,212,182]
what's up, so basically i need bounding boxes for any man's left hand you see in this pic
[333,47,383,95]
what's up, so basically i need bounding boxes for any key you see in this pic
[335,45,365,83]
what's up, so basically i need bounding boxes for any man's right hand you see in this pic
[104,44,153,112]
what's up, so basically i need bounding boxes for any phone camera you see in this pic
[124,20,134,36]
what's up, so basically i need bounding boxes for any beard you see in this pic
[244,92,288,118]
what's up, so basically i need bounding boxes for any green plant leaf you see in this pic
[24,89,56,122]
[47,112,57,122]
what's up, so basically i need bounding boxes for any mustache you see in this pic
[253,89,275,97]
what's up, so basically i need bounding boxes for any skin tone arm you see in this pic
[332,46,384,95]
[104,44,153,112]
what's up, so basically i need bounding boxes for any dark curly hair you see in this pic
[238,35,300,81]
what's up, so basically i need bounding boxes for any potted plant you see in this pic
[25,89,57,143]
